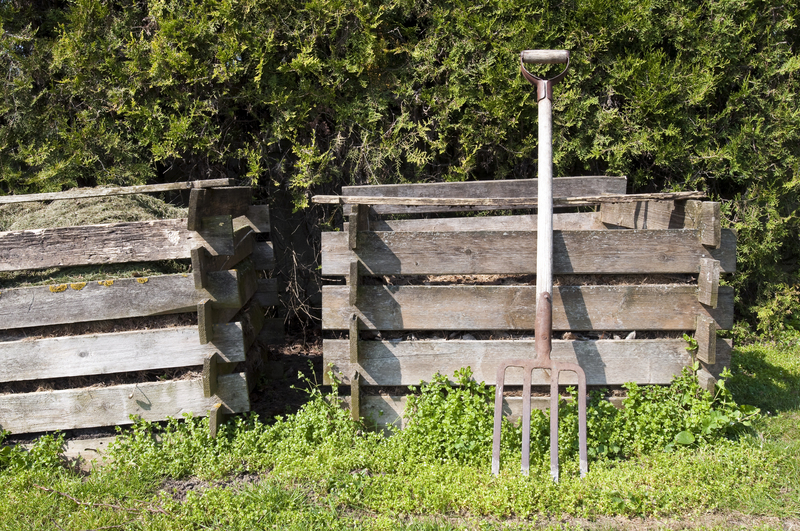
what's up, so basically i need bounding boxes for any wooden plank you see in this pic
[252,278,279,308]
[600,201,675,229]
[0,271,246,330]
[0,218,234,272]
[697,368,716,393]
[213,260,259,324]
[252,242,275,271]
[233,205,270,234]
[0,324,246,383]
[361,213,605,232]
[188,187,251,230]
[198,299,214,344]
[698,258,721,308]
[313,191,705,211]
[0,179,233,205]
[674,201,722,247]
[340,177,627,214]
[322,285,735,331]
[196,215,235,256]
[203,352,222,398]
[324,339,698,386]
[207,226,255,272]
[695,315,717,365]
[321,229,737,276]
[0,373,250,434]
[343,176,626,199]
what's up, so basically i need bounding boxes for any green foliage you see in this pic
[0,432,65,471]
[1,0,798,326]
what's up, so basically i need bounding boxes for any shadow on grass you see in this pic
[727,341,800,414]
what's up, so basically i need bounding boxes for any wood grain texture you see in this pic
[0,373,249,434]
[0,218,235,272]
[233,205,270,234]
[323,285,734,331]
[252,278,279,308]
[0,271,245,330]
[324,339,735,386]
[188,187,252,230]
[341,176,626,214]
[361,213,605,232]
[0,179,232,205]
[252,242,275,271]
[322,229,736,276]
[0,323,246,382]
[600,201,676,229]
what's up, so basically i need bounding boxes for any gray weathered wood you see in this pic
[213,260,259,324]
[0,373,250,434]
[233,205,270,234]
[0,323,246,383]
[0,271,247,330]
[697,368,716,393]
[313,191,704,209]
[252,242,275,271]
[203,352,222,398]
[344,177,627,214]
[676,201,721,248]
[600,201,675,229]
[322,285,734,331]
[698,258,721,308]
[321,229,736,276]
[324,338,737,386]
[695,315,717,365]
[188,187,251,230]
[252,278,279,308]
[198,299,214,344]
[206,226,256,273]
[0,218,234,272]
[359,213,605,232]
[0,179,232,205]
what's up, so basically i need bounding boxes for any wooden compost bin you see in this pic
[0,179,281,436]
[316,177,735,429]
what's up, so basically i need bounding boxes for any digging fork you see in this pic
[491,50,588,481]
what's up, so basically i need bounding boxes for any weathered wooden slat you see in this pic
[188,187,251,230]
[324,339,735,386]
[695,315,717,365]
[0,271,246,330]
[252,278,279,308]
[213,260,259,324]
[252,242,275,271]
[698,258,721,308]
[0,179,232,205]
[0,324,245,383]
[322,285,734,331]
[314,192,705,213]
[0,373,249,434]
[600,201,676,229]
[207,226,256,273]
[0,218,236,272]
[342,177,626,214]
[321,229,736,276]
[360,213,605,232]
[233,205,270,234]
[674,201,721,248]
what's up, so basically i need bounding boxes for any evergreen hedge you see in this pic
[1,0,798,332]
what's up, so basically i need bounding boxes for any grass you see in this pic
[1,332,798,530]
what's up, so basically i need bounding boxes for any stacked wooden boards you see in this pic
[0,180,281,435]
[315,177,736,429]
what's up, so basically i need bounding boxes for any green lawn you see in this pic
[1,333,798,530]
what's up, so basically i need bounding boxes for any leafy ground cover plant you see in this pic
[1,340,797,528]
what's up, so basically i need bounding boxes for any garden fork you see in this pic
[491,50,588,481]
